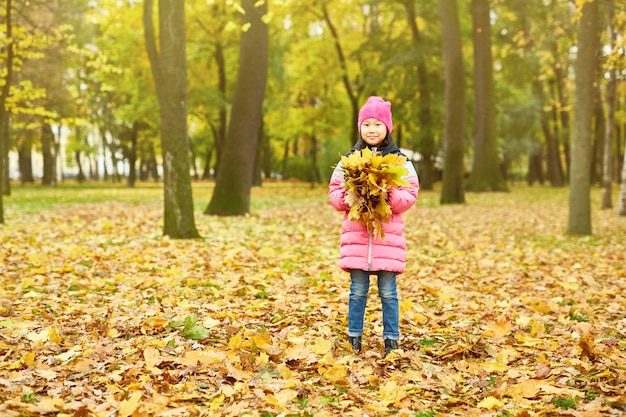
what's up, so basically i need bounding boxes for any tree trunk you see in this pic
[214,41,227,175]
[527,143,544,186]
[52,126,60,186]
[402,0,435,190]
[262,127,272,180]
[41,124,55,185]
[281,140,290,179]
[309,132,321,188]
[0,113,5,218]
[75,151,85,183]
[549,23,571,182]
[591,76,605,185]
[467,0,508,192]
[189,135,199,181]
[17,148,35,185]
[552,73,570,182]
[205,0,268,215]
[18,132,34,184]
[128,122,139,187]
[567,0,598,235]
[322,4,362,145]
[252,120,264,187]
[535,81,564,187]
[144,0,200,238]
[2,116,8,196]
[202,142,214,180]
[438,0,466,204]
[602,0,616,209]
[100,127,109,181]
[109,140,121,183]
[618,134,626,215]
[88,155,96,180]
[0,0,13,222]
[617,124,623,184]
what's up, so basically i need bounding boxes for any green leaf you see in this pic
[182,314,209,340]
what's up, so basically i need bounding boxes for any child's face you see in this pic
[360,118,387,147]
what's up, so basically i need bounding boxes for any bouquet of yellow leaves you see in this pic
[340,148,410,240]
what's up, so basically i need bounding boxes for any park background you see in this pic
[0,0,625,230]
[1,0,626,416]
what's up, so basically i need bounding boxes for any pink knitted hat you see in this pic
[357,96,393,133]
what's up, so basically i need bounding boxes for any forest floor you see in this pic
[1,182,625,417]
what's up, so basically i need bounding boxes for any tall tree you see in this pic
[321,4,362,144]
[619,139,626,216]
[534,0,572,187]
[567,0,598,235]
[144,0,200,238]
[402,0,436,191]
[438,0,465,204]
[467,0,508,192]
[601,0,616,210]
[0,0,14,222]
[205,0,268,215]
[187,0,238,179]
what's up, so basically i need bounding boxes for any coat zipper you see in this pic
[367,147,377,272]
[367,230,373,271]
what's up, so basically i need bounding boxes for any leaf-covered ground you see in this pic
[1,183,625,416]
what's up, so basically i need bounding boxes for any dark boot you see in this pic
[384,339,398,356]
[348,336,362,353]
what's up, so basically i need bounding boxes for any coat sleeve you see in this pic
[328,162,349,212]
[388,161,419,214]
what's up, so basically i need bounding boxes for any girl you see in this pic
[328,96,419,356]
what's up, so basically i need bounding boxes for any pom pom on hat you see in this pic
[358,96,393,133]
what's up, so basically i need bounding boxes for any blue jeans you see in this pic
[348,269,399,340]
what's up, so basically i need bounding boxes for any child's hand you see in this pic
[344,190,356,207]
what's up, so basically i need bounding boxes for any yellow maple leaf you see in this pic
[339,149,409,240]
[227,365,252,381]
[26,328,49,344]
[258,351,269,368]
[482,319,513,338]
[322,362,349,384]
[506,380,541,399]
[380,380,407,406]
[19,351,35,367]
[477,396,505,409]
[276,363,293,379]
[210,394,225,410]
[250,331,272,351]
[266,389,298,410]
[25,397,65,414]
[46,326,62,344]
[312,337,332,355]
[285,342,313,360]
[35,368,58,380]
[479,361,509,373]
[228,332,243,349]
[143,347,162,375]
[118,391,143,417]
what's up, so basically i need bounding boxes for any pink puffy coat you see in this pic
[328,154,419,273]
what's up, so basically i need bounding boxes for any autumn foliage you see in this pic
[1,183,626,416]
[341,148,409,239]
